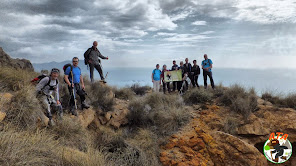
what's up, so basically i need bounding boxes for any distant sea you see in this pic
[33,63,296,95]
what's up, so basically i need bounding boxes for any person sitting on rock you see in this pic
[36,68,63,126]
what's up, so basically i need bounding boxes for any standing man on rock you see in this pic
[201,54,215,89]
[84,41,109,83]
[64,57,90,116]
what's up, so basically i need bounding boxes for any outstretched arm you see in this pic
[98,50,108,60]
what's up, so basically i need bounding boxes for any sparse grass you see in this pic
[183,88,213,105]
[127,93,190,136]
[219,84,258,120]
[5,85,44,129]
[114,87,135,100]
[0,67,38,91]
[130,84,151,96]
[0,129,63,166]
[96,126,160,166]
[50,116,90,152]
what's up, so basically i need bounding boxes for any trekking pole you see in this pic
[105,72,109,80]
[71,71,77,109]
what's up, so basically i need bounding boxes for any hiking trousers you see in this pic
[40,95,62,120]
[89,62,104,82]
[203,70,215,89]
[191,75,200,88]
[153,80,160,92]
[68,83,86,108]
[162,81,170,93]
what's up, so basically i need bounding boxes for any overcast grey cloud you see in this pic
[0,0,296,68]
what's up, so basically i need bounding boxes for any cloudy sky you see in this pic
[0,0,296,68]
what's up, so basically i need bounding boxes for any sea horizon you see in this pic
[33,64,296,96]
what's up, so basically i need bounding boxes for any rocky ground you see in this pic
[160,98,296,166]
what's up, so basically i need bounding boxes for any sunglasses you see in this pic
[73,61,78,62]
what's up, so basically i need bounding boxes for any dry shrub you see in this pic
[127,93,190,136]
[5,85,44,129]
[96,127,160,166]
[114,87,135,100]
[224,117,239,135]
[0,67,37,91]
[0,129,63,166]
[86,82,115,112]
[219,84,258,119]
[130,84,151,96]
[183,88,213,104]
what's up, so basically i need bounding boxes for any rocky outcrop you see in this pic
[78,109,96,128]
[160,118,267,166]
[0,47,33,71]
[98,99,129,129]
[211,131,267,166]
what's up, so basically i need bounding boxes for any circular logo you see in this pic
[263,138,292,164]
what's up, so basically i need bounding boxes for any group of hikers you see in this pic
[33,40,215,126]
[33,41,108,126]
[151,54,215,94]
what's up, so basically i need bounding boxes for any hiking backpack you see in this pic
[62,64,81,83]
[31,74,47,84]
[84,48,92,65]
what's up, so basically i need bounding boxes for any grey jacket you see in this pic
[36,77,60,101]
[85,47,107,64]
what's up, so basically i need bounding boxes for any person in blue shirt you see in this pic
[201,54,215,89]
[64,57,90,116]
[151,64,161,92]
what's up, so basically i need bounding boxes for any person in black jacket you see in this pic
[171,60,179,91]
[177,61,185,92]
[84,41,109,83]
[191,60,200,88]
[183,58,192,91]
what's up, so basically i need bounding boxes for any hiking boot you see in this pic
[48,119,55,126]
[101,79,107,83]
[58,110,63,120]
[81,102,90,109]
[70,107,78,116]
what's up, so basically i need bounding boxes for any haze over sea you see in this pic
[33,63,296,95]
